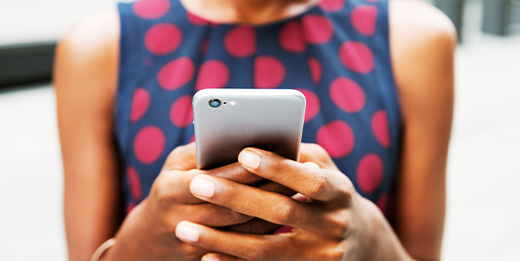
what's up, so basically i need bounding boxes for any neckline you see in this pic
[178,0,323,28]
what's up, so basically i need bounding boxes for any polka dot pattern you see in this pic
[316,120,355,158]
[130,88,151,123]
[279,21,306,53]
[196,60,230,91]
[330,77,366,113]
[371,110,391,148]
[134,126,166,165]
[254,56,286,88]
[170,95,194,128]
[351,5,378,36]
[133,0,170,19]
[308,57,322,84]
[298,89,320,123]
[356,153,384,194]
[187,11,209,26]
[302,14,334,44]
[118,0,400,216]
[224,26,256,58]
[319,0,345,12]
[145,23,182,55]
[157,57,195,90]
[339,41,375,73]
[127,166,143,201]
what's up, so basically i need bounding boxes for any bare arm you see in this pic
[54,9,121,261]
[390,1,456,259]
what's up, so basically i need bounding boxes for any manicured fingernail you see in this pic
[239,149,262,169]
[190,176,216,198]
[202,254,220,261]
[175,222,199,243]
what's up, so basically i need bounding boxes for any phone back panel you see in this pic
[193,89,306,170]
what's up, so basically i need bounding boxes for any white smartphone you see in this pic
[193,89,306,170]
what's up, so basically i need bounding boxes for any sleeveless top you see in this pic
[116,0,401,217]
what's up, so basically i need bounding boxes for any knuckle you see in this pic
[275,200,298,225]
[309,171,329,198]
[327,210,351,238]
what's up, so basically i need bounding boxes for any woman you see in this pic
[54,0,455,260]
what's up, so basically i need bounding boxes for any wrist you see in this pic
[103,200,160,261]
[362,197,412,261]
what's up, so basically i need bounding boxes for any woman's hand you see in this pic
[103,143,291,261]
[175,144,411,260]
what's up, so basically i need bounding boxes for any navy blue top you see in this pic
[116,0,401,216]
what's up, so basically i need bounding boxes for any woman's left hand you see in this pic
[175,143,401,261]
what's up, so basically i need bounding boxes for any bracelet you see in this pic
[91,238,116,261]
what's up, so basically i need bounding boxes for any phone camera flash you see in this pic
[229,101,236,106]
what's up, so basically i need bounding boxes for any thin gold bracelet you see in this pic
[91,238,116,261]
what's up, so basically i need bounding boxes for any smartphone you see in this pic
[193,89,306,170]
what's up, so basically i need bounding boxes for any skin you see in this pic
[54,0,456,260]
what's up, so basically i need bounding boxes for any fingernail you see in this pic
[202,254,220,261]
[239,149,262,169]
[190,176,216,198]
[175,222,199,243]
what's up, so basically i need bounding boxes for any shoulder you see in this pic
[54,8,120,119]
[388,0,456,123]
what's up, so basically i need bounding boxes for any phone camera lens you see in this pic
[209,99,221,108]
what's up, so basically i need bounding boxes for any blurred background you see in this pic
[0,0,519,260]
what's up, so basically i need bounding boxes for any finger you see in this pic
[202,253,246,261]
[184,203,253,227]
[238,148,350,201]
[299,143,339,171]
[190,175,325,231]
[175,221,284,260]
[160,163,264,205]
[163,142,198,171]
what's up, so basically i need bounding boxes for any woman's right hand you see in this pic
[103,143,290,260]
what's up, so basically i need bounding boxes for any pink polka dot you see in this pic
[224,26,256,58]
[330,77,366,113]
[144,23,182,55]
[371,110,391,148]
[127,166,143,201]
[297,89,320,123]
[170,95,194,128]
[307,57,322,84]
[195,60,230,91]
[254,56,286,89]
[301,14,334,44]
[157,57,195,90]
[134,126,166,165]
[279,21,305,53]
[133,0,170,19]
[377,193,388,212]
[200,38,209,54]
[356,153,384,194]
[351,5,378,37]
[339,41,375,74]
[274,226,294,234]
[365,0,379,2]
[316,120,355,158]
[319,0,345,12]
[130,88,151,123]
[186,11,209,26]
